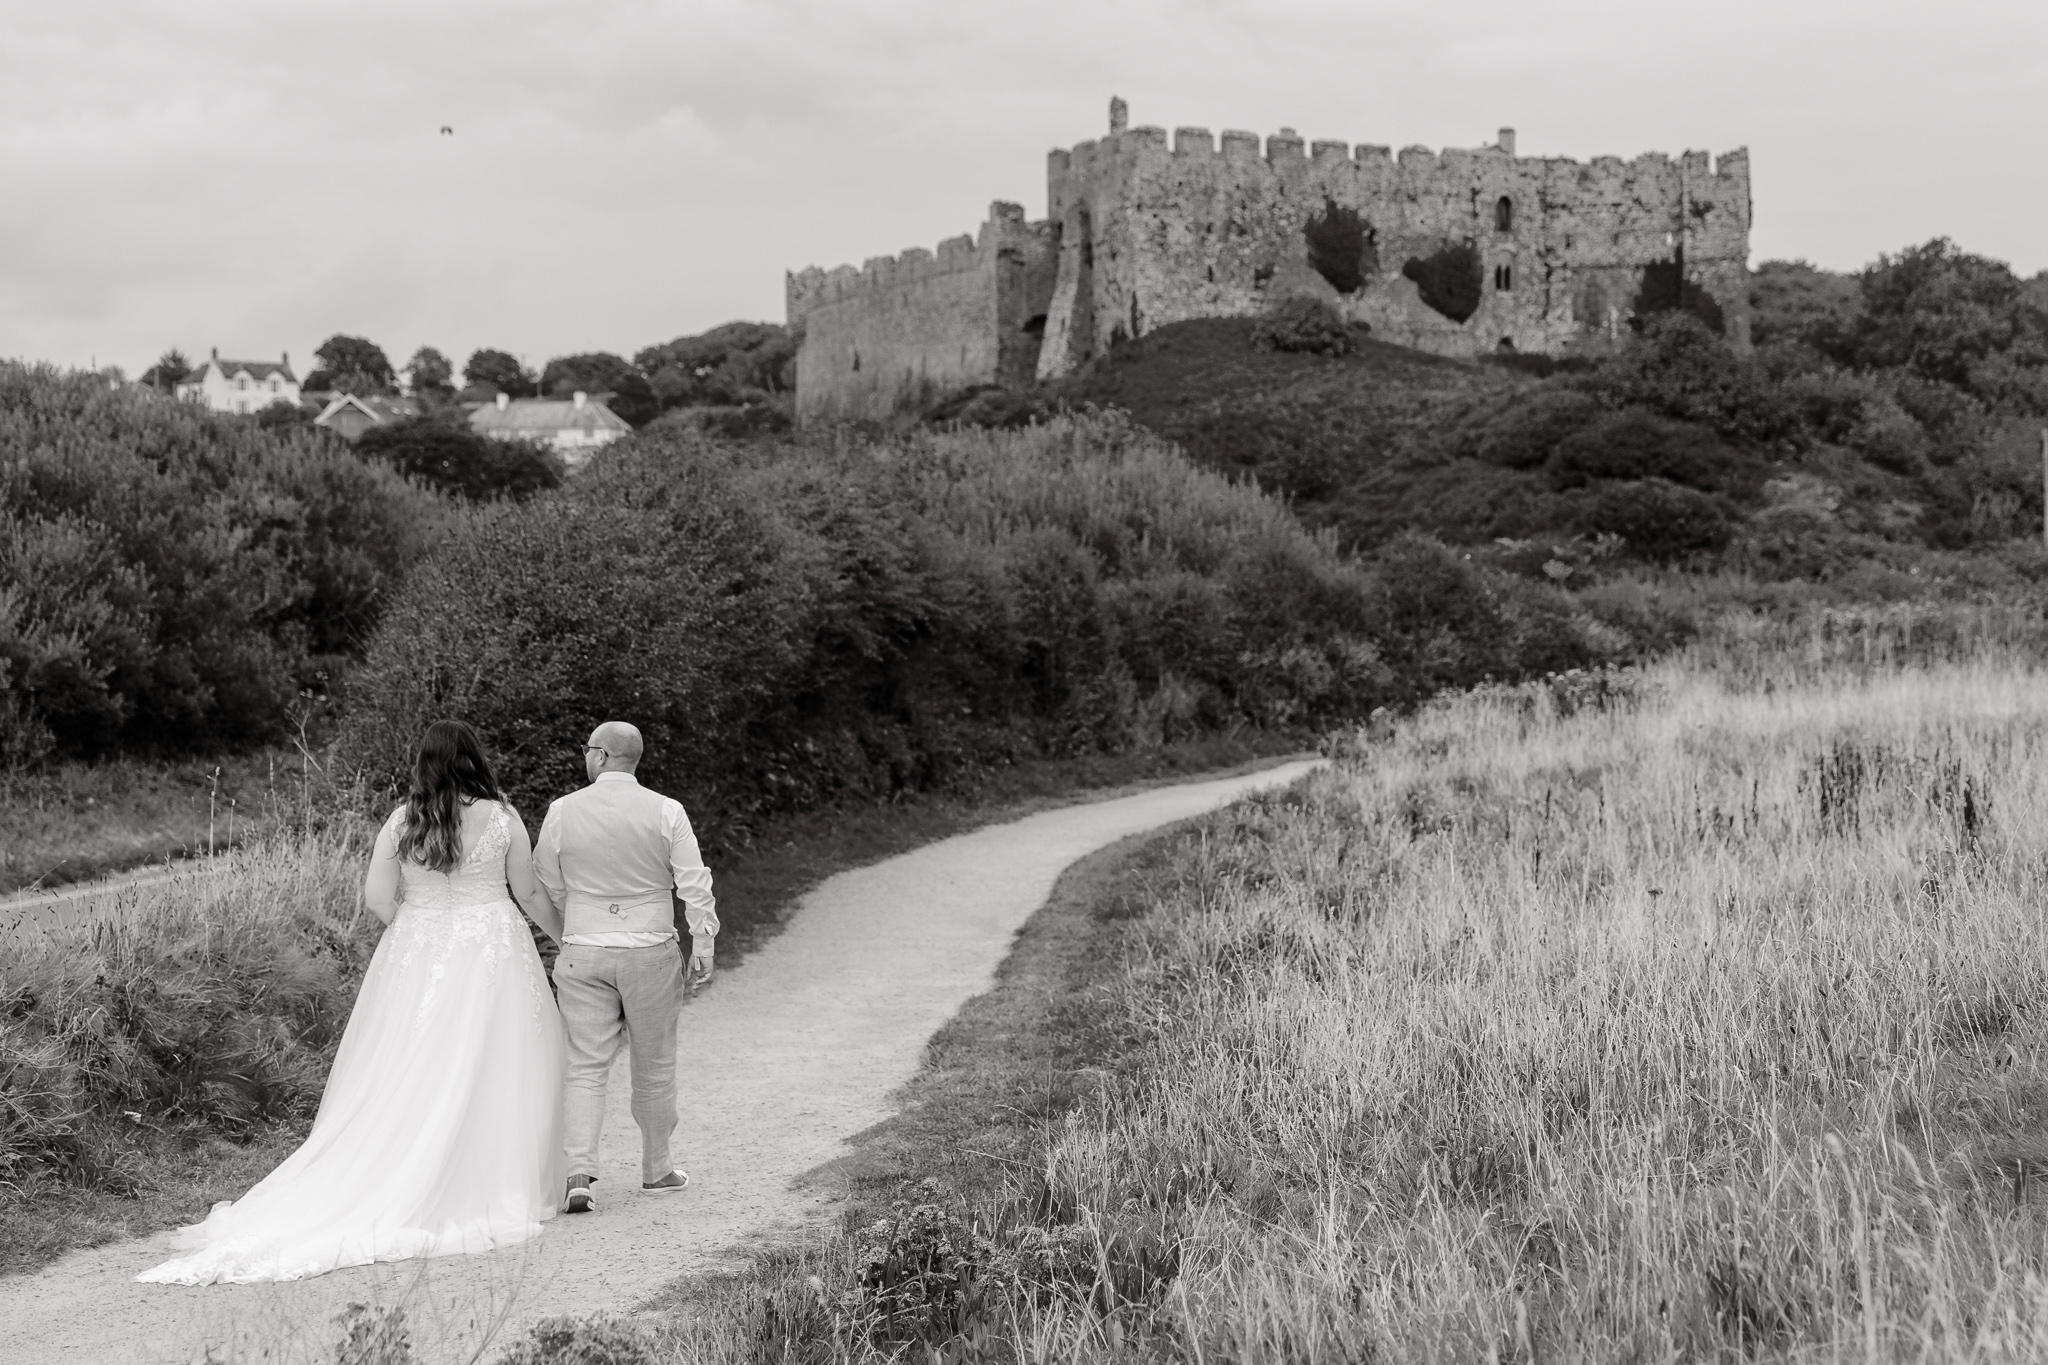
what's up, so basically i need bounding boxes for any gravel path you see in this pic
[0,759,1323,1365]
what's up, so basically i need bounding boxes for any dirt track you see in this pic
[0,758,1324,1365]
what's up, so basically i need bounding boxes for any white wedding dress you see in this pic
[138,802,568,1285]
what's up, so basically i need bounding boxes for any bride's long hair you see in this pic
[395,720,505,872]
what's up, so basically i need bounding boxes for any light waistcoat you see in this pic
[536,774,717,941]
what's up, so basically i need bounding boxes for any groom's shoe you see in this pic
[565,1175,597,1214]
[642,1170,690,1192]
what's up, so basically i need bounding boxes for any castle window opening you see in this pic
[1494,264,1514,291]
[1494,196,1513,232]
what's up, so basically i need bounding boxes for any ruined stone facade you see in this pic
[788,100,1751,423]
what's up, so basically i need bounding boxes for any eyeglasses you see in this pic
[582,745,607,757]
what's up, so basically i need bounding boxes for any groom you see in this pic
[534,720,716,1214]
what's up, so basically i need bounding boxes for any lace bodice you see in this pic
[390,801,516,912]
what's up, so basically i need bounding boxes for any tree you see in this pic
[310,335,396,395]
[537,352,658,426]
[355,414,561,501]
[406,346,455,399]
[1828,239,2048,401]
[634,323,798,410]
[539,352,635,398]
[463,348,536,398]
[140,349,191,393]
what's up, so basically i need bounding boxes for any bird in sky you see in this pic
[439,126,453,135]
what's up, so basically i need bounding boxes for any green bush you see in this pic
[354,415,562,501]
[1584,313,1800,450]
[490,1314,657,1365]
[0,364,437,762]
[1402,241,1484,323]
[1548,407,1765,497]
[1250,296,1353,358]
[1577,478,1734,562]
[1304,197,1377,295]
[340,414,1479,845]
[1464,387,1605,469]
[1363,533,1616,694]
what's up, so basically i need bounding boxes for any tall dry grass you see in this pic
[0,829,374,1268]
[993,641,2048,1361]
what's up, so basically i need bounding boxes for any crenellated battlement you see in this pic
[1047,112,1750,191]
[786,202,1041,324]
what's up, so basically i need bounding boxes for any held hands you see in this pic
[688,941,716,991]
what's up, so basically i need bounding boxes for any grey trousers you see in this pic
[554,942,682,1185]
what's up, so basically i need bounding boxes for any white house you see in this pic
[176,349,301,415]
[467,391,630,469]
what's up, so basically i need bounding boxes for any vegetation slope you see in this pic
[1059,241,2048,596]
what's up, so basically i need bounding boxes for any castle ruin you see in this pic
[786,99,1751,424]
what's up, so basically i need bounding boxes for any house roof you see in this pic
[314,394,420,427]
[208,358,298,383]
[468,395,631,436]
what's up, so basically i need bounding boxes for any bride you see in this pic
[139,721,568,1285]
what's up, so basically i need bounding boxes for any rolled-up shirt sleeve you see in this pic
[533,800,566,915]
[663,799,718,938]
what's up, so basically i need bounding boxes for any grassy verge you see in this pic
[619,818,1191,1365]
[0,749,309,896]
[568,638,2048,1365]
[0,730,1303,1280]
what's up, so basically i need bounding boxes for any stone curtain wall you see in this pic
[787,100,1752,421]
[788,204,1056,423]
[1035,113,1751,376]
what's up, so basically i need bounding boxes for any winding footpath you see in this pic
[0,758,1324,1365]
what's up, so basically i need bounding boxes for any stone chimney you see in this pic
[1498,127,1516,156]
[496,391,509,410]
[572,390,587,409]
[210,346,219,361]
[1109,96,1128,136]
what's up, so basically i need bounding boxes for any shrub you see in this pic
[338,414,1398,846]
[1303,196,1376,294]
[1577,478,1734,561]
[1586,313,1800,450]
[925,385,1051,429]
[354,415,562,501]
[1632,255,1727,333]
[1462,387,1605,469]
[1364,533,1614,694]
[0,364,437,760]
[491,1313,657,1365]
[1402,241,1484,323]
[1548,407,1765,497]
[1251,296,1353,357]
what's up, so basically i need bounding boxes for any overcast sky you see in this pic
[2,0,2042,379]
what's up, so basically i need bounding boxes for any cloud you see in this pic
[1,0,2043,375]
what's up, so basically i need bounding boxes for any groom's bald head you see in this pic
[586,720,645,777]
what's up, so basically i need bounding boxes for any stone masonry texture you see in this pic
[786,101,1752,424]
